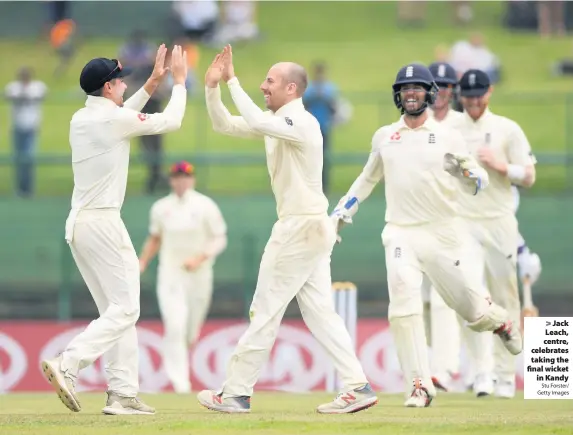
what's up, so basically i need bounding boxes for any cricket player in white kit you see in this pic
[41,45,188,414]
[426,62,495,397]
[457,69,537,398]
[139,160,228,393]
[332,64,523,408]
[197,45,377,414]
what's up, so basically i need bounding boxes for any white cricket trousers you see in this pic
[464,214,520,383]
[157,266,213,393]
[61,209,140,397]
[221,215,368,398]
[382,218,495,396]
[427,285,494,384]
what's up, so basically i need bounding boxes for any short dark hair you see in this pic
[87,87,103,97]
[86,78,118,97]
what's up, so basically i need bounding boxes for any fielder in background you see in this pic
[198,44,377,414]
[456,69,537,399]
[332,63,523,408]
[41,45,188,415]
[139,161,227,394]
[426,62,495,397]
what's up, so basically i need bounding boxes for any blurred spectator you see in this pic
[4,67,47,198]
[538,1,566,38]
[46,1,71,24]
[50,18,77,78]
[553,40,573,77]
[119,31,169,194]
[397,0,427,27]
[211,1,260,46]
[449,32,501,83]
[303,62,339,195]
[434,44,450,62]
[172,0,219,44]
[119,30,155,71]
[453,1,473,25]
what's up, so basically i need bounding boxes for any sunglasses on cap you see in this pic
[170,161,195,176]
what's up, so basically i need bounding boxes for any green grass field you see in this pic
[1,392,572,435]
[1,1,572,195]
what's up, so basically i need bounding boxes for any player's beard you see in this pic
[403,97,426,117]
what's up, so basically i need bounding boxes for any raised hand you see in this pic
[221,44,235,82]
[150,44,170,83]
[170,45,188,86]
[205,53,224,88]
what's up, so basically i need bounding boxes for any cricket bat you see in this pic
[521,275,539,332]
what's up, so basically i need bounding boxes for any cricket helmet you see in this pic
[392,63,438,116]
[428,62,458,88]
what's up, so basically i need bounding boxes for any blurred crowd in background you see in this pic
[2,1,573,198]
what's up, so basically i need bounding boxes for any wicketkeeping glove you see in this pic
[330,196,359,243]
[443,152,488,195]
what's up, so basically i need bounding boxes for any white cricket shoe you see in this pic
[493,320,522,355]
[316,383,378,414]
[473,373,494,397]
[102,391,156,415]
[495,379,516,399]
[41,355,81,412]
[404,378,434,408]
[197,390,251,413]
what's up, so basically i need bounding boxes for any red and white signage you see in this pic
[0,320,524,393]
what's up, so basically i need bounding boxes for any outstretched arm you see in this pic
[220,44,307,143]
[205,51,262,139]
[115,46,188,139]
[205,83,262,139]
[344,150,385,205]
[226,77,306,142]
[330,147,384,243]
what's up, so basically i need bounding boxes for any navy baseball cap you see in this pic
[79,58,132,94]
[459,69,490,97]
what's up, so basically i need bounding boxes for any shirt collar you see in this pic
[274,98,305,117]
[463,107,492,124]
[395,113,437,131]
[85,96,119,109]
[171,189,194,202]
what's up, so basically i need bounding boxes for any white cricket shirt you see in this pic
[149,189,227,270]
[348,115,477,226]
[205,78,328,220]
[455,109,534,219]
[428,107,464,128]
[68,85,186,211]
[64,84,187,242]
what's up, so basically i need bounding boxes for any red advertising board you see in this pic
[0,320,524,393]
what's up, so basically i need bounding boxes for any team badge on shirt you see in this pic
[428,133,435,144]
[389,132,401,142]
[137,113,149,122]
[485,133,491,144]
[285,117,293,126]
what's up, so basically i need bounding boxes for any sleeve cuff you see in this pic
[205,84,221,95]
[226,77,240,87]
